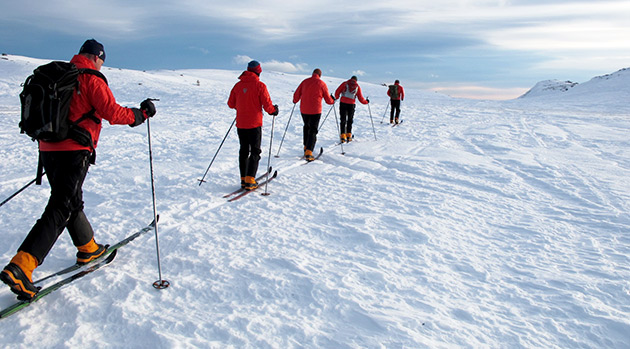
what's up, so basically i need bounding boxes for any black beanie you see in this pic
[79,39,106,61]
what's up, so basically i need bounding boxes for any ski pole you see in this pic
[198,117,236,185]
[0,173,46,209]
[380,100,390,123]
[367,99,377,141]
[317,102,336,132]
[274,103,295,158]
[145,99,169,290]
[262,112,277,196]
[332,104,345,155]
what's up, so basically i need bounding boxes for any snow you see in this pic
[1,53,629,347]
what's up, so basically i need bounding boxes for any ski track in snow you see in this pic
[1,55,629,347]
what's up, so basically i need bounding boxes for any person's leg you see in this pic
[391,100,401,123]
[237,128,249,179]
[346,104,356,141]
[339,103,350,142]
[390,100,395,123]
[2,150,91,299]
[18,151,91,264]
[301,113,308,150]
[303,114,321,151]
[245,127,262,178]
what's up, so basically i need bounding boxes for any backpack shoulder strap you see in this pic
[78,68,108,85]
[74,68,108,125]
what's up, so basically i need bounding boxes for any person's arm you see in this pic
[356,86,368,104]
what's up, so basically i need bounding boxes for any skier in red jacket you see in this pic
[292,68,335,161]
[1,39,156,301]
[387,80,405,124]
[228,60,278,190]
[334,76,369,143]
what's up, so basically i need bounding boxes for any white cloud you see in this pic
[262,60,308,73]
[188,46,210,55]
[352,70,367,77]
[232,55,308,73]
[233,55,252,65]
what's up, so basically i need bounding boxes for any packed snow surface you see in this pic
[1,54,629,348]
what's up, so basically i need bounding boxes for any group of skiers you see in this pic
[229,65,404,189]
[1,39,404,301]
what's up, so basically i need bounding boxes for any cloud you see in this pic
[233,55,252,65]
[3,0,629,100]
[188,46,210,55]
[262,60,308,73]
[233,55,308,73]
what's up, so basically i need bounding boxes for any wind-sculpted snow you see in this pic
[1,55,629,347]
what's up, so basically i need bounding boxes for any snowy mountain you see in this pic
[1,54,629,348]
[518,79,579,98]
[519,67,630,100]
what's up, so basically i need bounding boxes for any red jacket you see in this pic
[293,73,334,114]
[227,71,276,129]
[39,54,142,151]
[387,82,405,101]
[334,79,368,105]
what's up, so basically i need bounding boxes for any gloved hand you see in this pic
[271,104,279,116]
[366,98,370,103]
[330,93,336,101]
[140,99,156,117]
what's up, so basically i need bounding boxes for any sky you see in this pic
[1,0,629,99]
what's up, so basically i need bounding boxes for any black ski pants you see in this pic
[19,150,95,265]
[237,127,262,178]
[339,102,356,135]
[390,99,401,121]
[301,113,321,152]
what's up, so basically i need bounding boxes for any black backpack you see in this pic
[19,61,107,147]
[388,84,399,99]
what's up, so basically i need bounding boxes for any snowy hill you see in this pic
[518,79,579,98]
[519,67,630,100]
[1,54,629,347]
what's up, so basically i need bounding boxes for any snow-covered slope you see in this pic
[518,79,579,98]
[519,67,630,101]
[1,54,629,347]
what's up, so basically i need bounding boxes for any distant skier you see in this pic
[387,80,405,124]
[293,68,335,161]
[1,39,156,301]
[334,76,369,143]
[227,60,278,190]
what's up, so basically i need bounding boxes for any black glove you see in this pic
[140,99,156,117]
[330,94,336,101]
[271,104,279,116]
[129,108,145,127]
[366,98,370,103]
